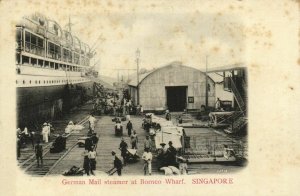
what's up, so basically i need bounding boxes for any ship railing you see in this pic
[47,52,61,61]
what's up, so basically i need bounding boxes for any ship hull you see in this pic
[17,81,94,128]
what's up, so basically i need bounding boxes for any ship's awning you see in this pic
[201,63,246,73]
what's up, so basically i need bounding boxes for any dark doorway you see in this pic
[166,86,187,112]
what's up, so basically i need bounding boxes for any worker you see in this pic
[82,150,90,176]
[119,138,128,165]
[165,110,171,121]
[35,140,43,167]
[143,135,152,151]
[167,141,177,166]
[109,151,123,176]
[115,120,123,136]
[126,120,133,136]
[91,133,99,150]
[42,123,49,143]
[88,147,97,175]
[88,114,96,133]
[215,98,221,110]
[142,148,153,176]
[131,130,138,149]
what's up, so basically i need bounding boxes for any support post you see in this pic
[205,55,208,108]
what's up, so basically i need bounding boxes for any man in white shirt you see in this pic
[142,148,153,175]
[88,148,97,175]
[42,123,48,143]
[88,114,96,133]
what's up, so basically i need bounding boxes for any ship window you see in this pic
[16,80,18,84]
[24,32,44,56]
[29,80,31,84]
[63,48,72,63]
[39,81,40,84]
[50,62,54,69]
[23,80,25,84]
[22,56,30,65]
[31,35,37,46]
[38,59,43,67]
[35,80,37,84]
[45,61,49,67]
[44,81,45,84]
[47,42,61,60]
[31,58,37,66]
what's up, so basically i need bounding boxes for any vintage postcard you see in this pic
[0,0,299,195]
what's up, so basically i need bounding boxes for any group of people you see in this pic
[17,122,53,160]
[157,141,178,168]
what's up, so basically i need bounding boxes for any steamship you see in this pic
[16,13,96,127]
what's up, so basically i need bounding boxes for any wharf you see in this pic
[49,113,246,176]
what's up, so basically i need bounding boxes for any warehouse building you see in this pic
[128,62,216,112]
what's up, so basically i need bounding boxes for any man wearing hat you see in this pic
[167,141,177,166]
[160,142,168,154]
[158,143,168,167]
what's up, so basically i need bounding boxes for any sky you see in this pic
[6,0,299,79]
[46,1,250,78]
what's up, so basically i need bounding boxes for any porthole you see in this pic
[23,80,25,84]
[39,81,40,84]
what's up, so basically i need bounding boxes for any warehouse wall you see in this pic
[137,64,215,111]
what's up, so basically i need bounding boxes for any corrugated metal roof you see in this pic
[127,61,233,86]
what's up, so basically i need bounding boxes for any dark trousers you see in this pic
[117,169,122,176]
[127,129,132,136]
[131,142,137,149]
[36,154,43,166]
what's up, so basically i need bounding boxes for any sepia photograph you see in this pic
[15,12,247,177]
[0,0,299,195]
